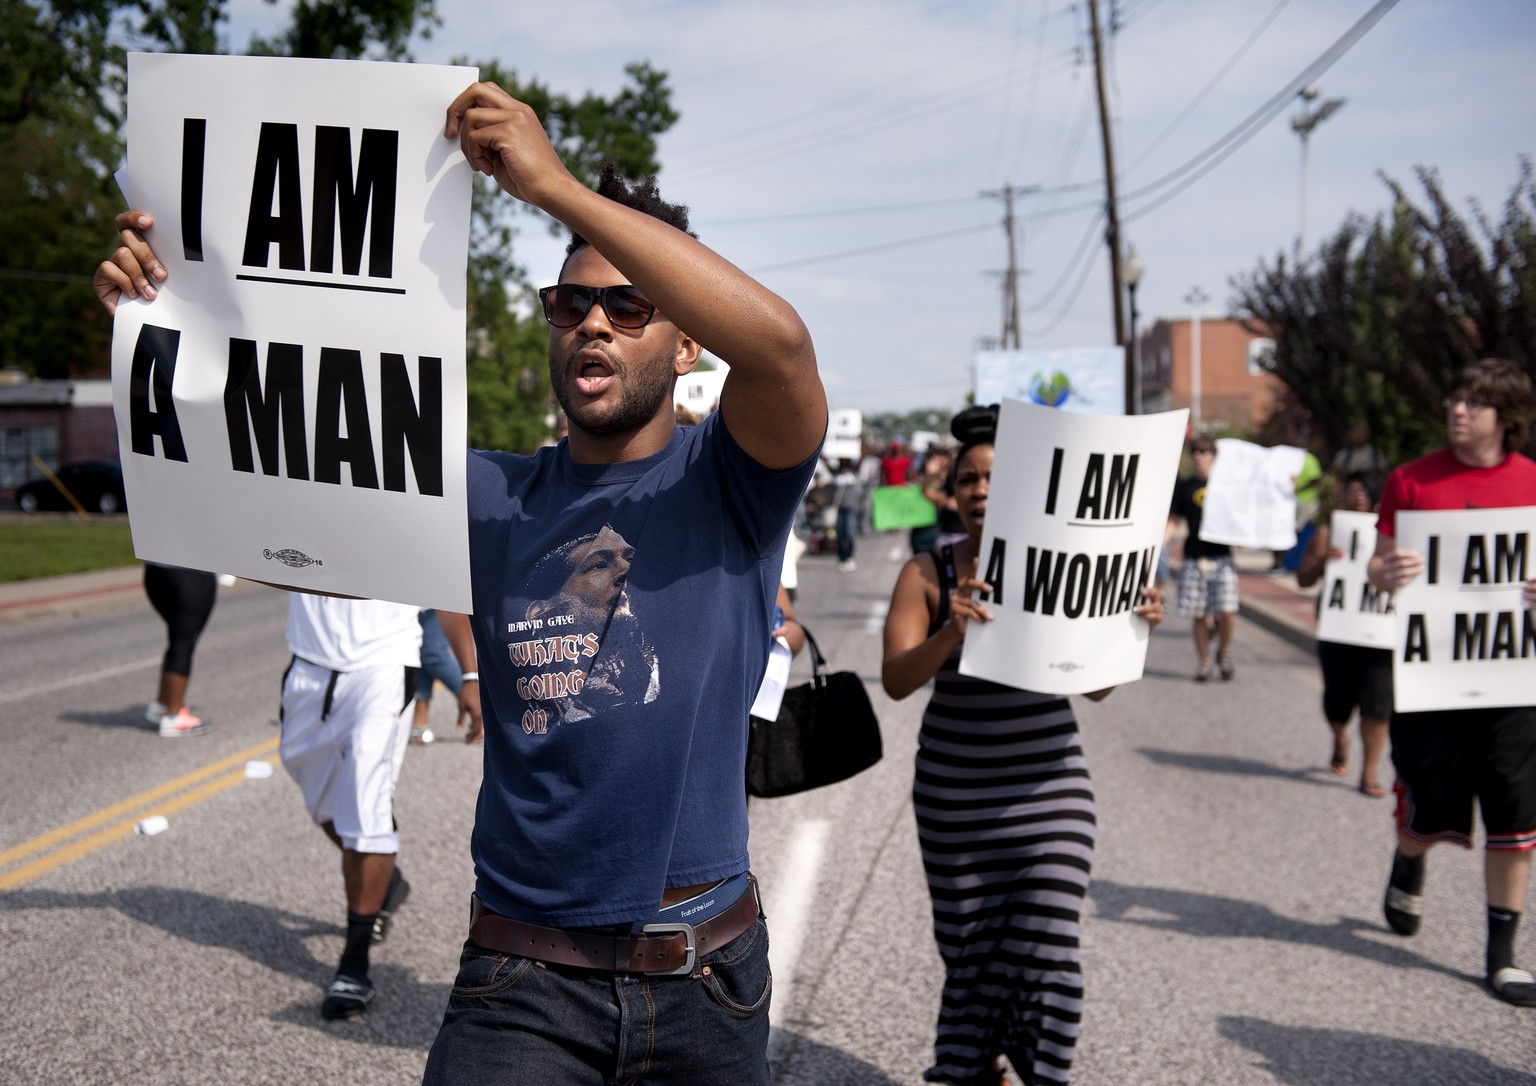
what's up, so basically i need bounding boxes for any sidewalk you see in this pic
[0,564,149,626]
[1232,549,1318,653]
[1,550,1325,647]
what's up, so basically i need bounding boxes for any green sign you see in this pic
[870,484,937,532]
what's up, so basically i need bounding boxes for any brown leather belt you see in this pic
[468,875,762,976]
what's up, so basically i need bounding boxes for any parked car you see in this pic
[15,461,128,514]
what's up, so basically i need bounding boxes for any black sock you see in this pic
[1487,907,1521,977]
[1389,849,1426,894]
[339,911,376,979]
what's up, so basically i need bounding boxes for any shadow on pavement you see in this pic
[1218,1016,1536,1086]
[1135,746,1340,790]
[1089,880,1475,986]
[58,704,164,732]
[769,1029,907,1086]
[0,886,446,1048]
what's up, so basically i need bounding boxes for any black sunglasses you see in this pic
[538,284,657,330]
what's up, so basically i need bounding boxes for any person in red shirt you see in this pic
[1368,357,1536,1008]
[880,440,912,487]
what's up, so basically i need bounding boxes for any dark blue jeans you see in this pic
[416,610,463,702]
[836,507,858,562]
[421,919,772,1084]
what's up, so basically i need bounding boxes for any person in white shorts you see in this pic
[1167,436,1240,682]
[279,594,470,1020]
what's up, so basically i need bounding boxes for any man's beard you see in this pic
[550,343,675,438]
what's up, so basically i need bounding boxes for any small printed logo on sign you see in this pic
[264,548,322,568]
[1049,661,1085,673]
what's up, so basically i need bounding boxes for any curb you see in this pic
[0,566,146,627]
[1238,590,1317,654]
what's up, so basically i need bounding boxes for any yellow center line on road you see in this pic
[0,738,281,891]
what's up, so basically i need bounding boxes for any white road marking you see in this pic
[0,657,161,707]
[767,818,831,1048]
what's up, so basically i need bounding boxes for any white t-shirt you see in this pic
[286,595,421,672]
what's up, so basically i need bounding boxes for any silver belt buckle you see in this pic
[640,922,697,975]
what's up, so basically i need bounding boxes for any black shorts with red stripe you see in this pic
[1390,705,1536,849]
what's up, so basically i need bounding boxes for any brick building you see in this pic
[1137,317,1285,437]
[0,372,119,505]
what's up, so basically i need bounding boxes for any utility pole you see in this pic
[1087,0,1126,350]
[980,183,1038,350]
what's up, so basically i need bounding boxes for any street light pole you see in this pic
[1185,286,1209,433]
[1291,87,1346,252]
[1121,246,1145,415]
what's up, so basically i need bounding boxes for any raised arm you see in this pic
[445,82,825,471]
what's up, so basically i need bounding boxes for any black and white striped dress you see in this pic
[916,547,1094,1085]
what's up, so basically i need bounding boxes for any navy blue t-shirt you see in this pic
[465,412,817,927]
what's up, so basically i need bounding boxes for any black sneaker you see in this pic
[1383,849,1426,936]
[372,868,410,945]
[1488,967,1536,1007]
[1218,653,1235,680]
[321,974,373,1020]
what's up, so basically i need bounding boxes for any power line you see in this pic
[745,221,998,275]
[1018,222,1105,339]
[1122,0,1292,173]
[1122,0,1400,221]
[668,49,1081,185]
[700,195,981,228]
[0,268,93,286]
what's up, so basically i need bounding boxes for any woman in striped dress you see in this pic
[881,406,1162,1086]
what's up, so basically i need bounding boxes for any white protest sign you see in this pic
[1199,438,1307,550]
[960,399,1189,695]
[113,54,475,610]
[1314,510,1397,648]
[1392,507,1536,712]
[824,409,864,462]
[674,365,727,419]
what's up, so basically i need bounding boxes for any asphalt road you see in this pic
[0,538,1532,1085]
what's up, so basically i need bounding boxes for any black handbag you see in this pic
[746,628,883,798]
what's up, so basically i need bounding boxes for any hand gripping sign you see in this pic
[112,53,476,610]
[959,398,1188,695]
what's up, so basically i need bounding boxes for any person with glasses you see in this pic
[427,86,825,1084]
[1368,358,1536,1008]
[1166,437,1238,682]
[93,81,825,1082]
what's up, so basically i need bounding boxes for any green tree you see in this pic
[1234,162,1536,463]
[0,0,442,378]
[460,60,677,452]
[2,2,679,455]
[1,1,132,377]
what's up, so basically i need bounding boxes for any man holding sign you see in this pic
[96,74,826,1079]
[1367,358,1536,1008]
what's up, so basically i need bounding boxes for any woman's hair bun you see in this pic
[950,403,999,444]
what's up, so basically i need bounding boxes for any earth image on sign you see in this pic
[1028,369,1076,408]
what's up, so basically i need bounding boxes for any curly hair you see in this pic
[564,163,696,258]
[948,404,999,488]
[1454,357,1535,452]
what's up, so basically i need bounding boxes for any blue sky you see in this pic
[222,0,1536,414]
